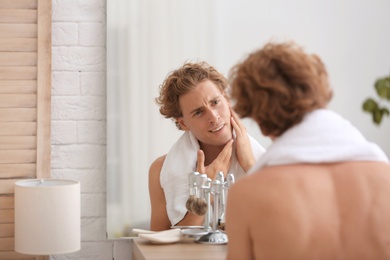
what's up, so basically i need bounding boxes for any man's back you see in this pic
[226,161,390,259]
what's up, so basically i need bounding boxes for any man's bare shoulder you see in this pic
[149,155,167,176]
[229,166,287,203]
[233,164,307,190]
[149,154,167,182]
[244,161,390,182]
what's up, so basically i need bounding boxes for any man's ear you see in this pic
[176,117,190,131]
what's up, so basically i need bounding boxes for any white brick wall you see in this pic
[51,0,131,259]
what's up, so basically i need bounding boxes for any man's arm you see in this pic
[149,155,205,230]
[149,155,171,231]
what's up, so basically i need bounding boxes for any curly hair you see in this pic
[156,61,228,130]
[229,41,333,137]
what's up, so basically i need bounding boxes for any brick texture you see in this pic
[51,0,131,259]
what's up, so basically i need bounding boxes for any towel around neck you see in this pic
[248,109,389,174]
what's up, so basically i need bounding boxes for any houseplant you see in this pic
[362,75,390,125]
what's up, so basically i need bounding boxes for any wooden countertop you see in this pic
[132,237,227,260]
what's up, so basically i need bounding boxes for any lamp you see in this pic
[14,179,80,255]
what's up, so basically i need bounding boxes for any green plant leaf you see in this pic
[374,77,390,100]
[373,109,383,125]
[362,98,378,112]
[362,74,390,126]
[381,107,390,116]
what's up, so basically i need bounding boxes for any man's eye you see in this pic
[193,110,202,117]
[212,100,220,105]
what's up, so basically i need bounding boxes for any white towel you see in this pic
[160,131,265,226]
[248,109,389,174]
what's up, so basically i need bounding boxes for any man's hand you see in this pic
[196,139,233,180]
[230,107,255,172]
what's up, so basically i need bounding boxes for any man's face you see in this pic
[177,80,232,148]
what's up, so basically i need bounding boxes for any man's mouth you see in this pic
[209,124,224,133]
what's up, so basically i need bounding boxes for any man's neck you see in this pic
[199,142,224,166]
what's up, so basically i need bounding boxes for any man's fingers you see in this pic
[218,139,234,162]
[231,116,241,135]
[196,149,206,173]
[230,107,242,125]
[230,107,245,135]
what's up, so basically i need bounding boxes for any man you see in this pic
[149,61,265,231]
[226,41,390,259]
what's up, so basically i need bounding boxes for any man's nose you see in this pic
[207,108,219,123]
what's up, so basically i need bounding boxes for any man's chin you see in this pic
[221,134,233,145]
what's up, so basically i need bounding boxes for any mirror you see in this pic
[107,0,390,238]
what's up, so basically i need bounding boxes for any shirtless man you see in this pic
[149,62,265,231]
[226,41,390,259]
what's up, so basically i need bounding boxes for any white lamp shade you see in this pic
[14,179,80,255]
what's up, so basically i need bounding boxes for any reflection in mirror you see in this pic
[107,0,390,238]
[106,0,219,238]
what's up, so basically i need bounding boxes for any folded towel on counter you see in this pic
[248,109,389,174]
[160,131,265,226]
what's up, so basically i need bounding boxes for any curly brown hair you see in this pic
[156,61,228,130]
[229,41,333,137]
